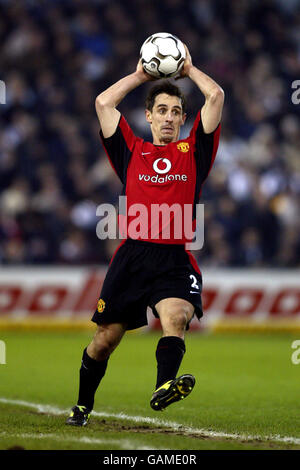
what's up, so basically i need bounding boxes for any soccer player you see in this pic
[66,45,224,426]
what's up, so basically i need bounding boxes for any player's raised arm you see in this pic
[177,45,224,134]
[95,61,154,138]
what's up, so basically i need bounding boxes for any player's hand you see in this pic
[136,59,157,82]
[175,44,193,80]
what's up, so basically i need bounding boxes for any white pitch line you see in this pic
[0,431,156,450]
[0,397,299,446]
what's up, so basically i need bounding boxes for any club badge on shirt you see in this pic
[177,142,189,153]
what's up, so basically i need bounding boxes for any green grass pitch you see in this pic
[0,329,299,450]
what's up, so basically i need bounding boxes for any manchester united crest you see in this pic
[177,142,189,153]
[97,299,106,313]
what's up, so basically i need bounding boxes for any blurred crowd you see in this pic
[0,0,300,267]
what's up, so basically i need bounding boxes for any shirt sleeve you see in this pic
[99,115,137,184]
[189,109,221,183]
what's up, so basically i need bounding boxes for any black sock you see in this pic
[77,348,108,411]
[155,336,186,389]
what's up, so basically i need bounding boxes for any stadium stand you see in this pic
[0,0,299,267]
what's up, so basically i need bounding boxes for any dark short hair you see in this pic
[145,81,186,114]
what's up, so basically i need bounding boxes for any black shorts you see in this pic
[91,239,203,330]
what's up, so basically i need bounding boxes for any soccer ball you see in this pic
[140,32,186,78]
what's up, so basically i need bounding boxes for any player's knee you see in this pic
[90,329,118,360]
[90,338,113,360]
[164,309,189,332]
[158,300,195,335]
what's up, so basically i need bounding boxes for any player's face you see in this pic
[146,93,186,145]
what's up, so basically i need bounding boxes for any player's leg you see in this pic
[66,322,126,426]
[155,297,193,385]
[150,297,195,411]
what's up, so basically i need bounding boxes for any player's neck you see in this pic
[152,135,179,146]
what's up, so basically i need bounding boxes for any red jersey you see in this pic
[99,109,220,244]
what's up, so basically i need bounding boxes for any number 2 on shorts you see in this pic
[189,274,199,290]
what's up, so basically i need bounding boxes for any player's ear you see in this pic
[145,109,152,124]
[181,113,187,125]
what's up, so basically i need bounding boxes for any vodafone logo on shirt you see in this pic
[139,157,188,184]
[153,158,172,174]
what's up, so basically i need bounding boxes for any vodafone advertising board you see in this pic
[0,268,299,327]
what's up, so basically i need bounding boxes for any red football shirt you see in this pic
[100,109,220,244]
